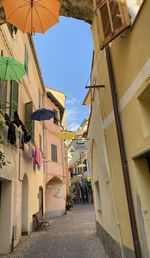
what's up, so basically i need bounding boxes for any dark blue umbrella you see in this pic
[31,108,55,121]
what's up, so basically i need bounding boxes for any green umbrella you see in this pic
[0,56,26,80]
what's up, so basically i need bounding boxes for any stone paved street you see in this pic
[1,204,109,258]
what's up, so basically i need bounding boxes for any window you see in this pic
[53,109,58,125]
[51,144,57,162]
[95,0,130,48]
[146,156,150,174]
[9,81,19,119]
[38,90,42,108]
[24,47,28,73]
[138,85,150,138]
[39,134,42,151]
[0,80,18,118]
[7,24,17,37]
[0,79,7,111]
[25,101,34,143]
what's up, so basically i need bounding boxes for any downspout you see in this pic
[105,45,142,258]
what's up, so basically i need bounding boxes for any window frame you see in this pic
[95,0,131,48]
[53,109,59,125]
[24,46,29,74]
[25,101,34,143]
[51,144,57,162]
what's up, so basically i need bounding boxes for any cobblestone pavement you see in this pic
[1,204,109,258]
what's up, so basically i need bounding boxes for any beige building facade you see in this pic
[0,24,45,254]
[84,0,150,257]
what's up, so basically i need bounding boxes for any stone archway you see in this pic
[21,174,28,235]
[45,176,66,218]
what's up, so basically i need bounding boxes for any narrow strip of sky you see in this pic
[34,16,93,130]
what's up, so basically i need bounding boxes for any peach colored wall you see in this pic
[43,93,66,217]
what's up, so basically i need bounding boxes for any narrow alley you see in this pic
[0,204,108,258]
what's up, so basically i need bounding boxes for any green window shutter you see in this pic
[51,144,57,162]
[39,133,42,150]
[0,79,7,111]
[25,101,34,143]
[10,81,18,119]
[24,47,28,73]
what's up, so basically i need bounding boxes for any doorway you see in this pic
[21,174,28,235]
[39,186,43,216]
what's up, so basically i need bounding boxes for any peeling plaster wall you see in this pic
[60,0,93,24]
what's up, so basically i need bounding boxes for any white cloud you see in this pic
[68,122,80,131]
[66,97,77,106]
[66,95,80,131]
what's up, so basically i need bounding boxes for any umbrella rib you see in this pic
[9,63,19,80]
[23,6,31,33]
[35,3,59,22]
[10,63,25,73]
[33,5,44,33]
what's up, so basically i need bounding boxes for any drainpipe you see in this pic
[105,45,142,258]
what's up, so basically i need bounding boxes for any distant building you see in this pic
[67,119,90,191]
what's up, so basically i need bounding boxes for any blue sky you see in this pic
[34,16,93,130]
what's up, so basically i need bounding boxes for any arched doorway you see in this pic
[21,174,28,235]
[46,177,65,218]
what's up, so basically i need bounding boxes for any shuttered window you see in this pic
[95,0,130,48]
[51,144,57,162]
[0,79,7,111]
[53,109,58,125]
[9,81,18,119]
[39,133,42,151]
[24,47,28,73]
[25,101,34,143]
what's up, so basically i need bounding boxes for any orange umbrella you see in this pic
[3,0,60,33]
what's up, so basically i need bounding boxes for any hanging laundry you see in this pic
[7,122,16,145]
[4,113,11,126]
[24,129,31,143]
[34,146,41,166]
[5,113,16,145]
[21,124,31,143]
[13,111,22,127]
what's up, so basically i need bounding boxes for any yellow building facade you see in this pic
[0,24,45,254]
[84,0,150,257]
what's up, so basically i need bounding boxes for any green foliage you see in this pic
[66,194,73,211]
[0,150,7,169]
[0,114,4,144]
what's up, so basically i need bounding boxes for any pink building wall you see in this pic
[43,92,66,218]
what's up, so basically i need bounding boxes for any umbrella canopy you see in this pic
[0,56,26,80]
[77,164,87,168]
[31,108,55,121]
[57,130,76,141]
[3,0,60,34]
